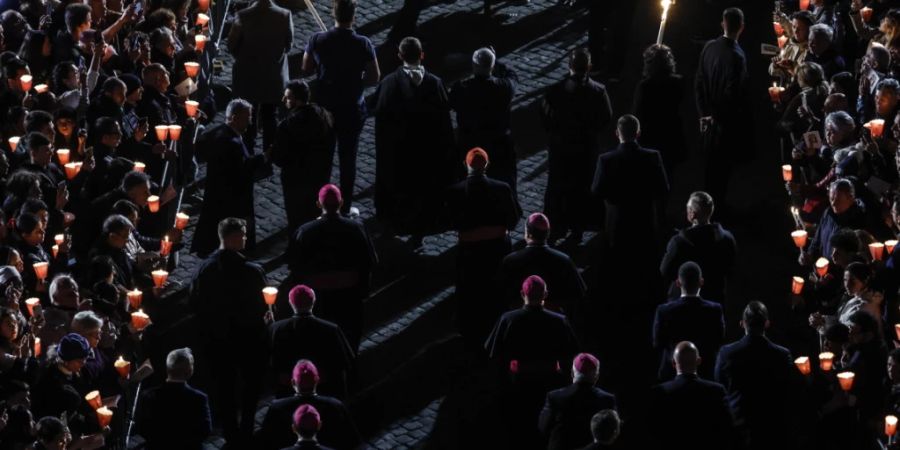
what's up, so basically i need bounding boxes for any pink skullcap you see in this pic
[573,353,599,374]
[292,404,321,433]
[318,184,342,209]
[521,275,546,301]
[292,359,320,390]
[465,147,489,170]
[289,285,316,310]
[527,213,550,231]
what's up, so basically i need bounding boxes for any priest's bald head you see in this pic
[673,341,700,375]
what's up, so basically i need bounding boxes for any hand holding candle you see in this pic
[131,309,150,331]
[185,101,199,118]
[781,164,792,181]
[262,287,278,313]
[19,74,32,92]
[195,35,207,52]
[133,161,145,172]
[861,6,874,22]
[887,240,898,254]
[34,337,41,357]
[168,125,182,141]
[155,125,169,142]
[770,84,786,104]
[870,242,885,261]
[127,289,142,310]
[777,35,788,49]
[32,262,48,281]
[185,62,200,78]
[85,390,102,410]
[196,13,210,26]
[147,195,160,213]
[63,162,82,180]
[865,119,885,138]
[160,235,173,257]
[96,406,113,428]
[175,212,190,230]
[773,21,784,36]
[24,298,39,317]
[887,415,898,437]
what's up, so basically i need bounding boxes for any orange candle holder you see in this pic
[85,390,102,410]
[131,309,150,331]
[870,242,885,261]
[773,21,784,36]
[781,164,792,181]
[887,415,898,437]
[184,62,200,78]
[19,74,32,92]
[185,100,199,118]
[886,240,898,254]
[32,262,48,281]
[837,371,855,391]
[791,276,805,295]
[133,161,145,173]
[791,230,808,248]
[861,6,874,22]
[151,270,168,288]
[197,0,210,12]
[160,236,172,257]
[64,162,82,180]
[196,13,210,26]
[54,234,64,246]
[147,195,160,213]
[7,136,19,152]
[155,125,169,142]
[795,356,811,375]
[175,212,190,230]
[56,149,70,165]
[262,287,278,306]
[114,356,131,379]
[815,257,830,277]
[865,119,886,138]
[777,35,788,49]
[168,125,182,141]
[195,35,207,52]
[24,297,39,316]
[34,337,41,357]
[819,352,834,371]
[51,245,59,258]
[800,0,809,10]
[127,289,142,310]
[34,84,48,94]
[96,406,113,428]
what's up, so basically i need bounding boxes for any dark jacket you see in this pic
[268,313,355,397]
[485,305,579,375]
[258,393,361,450]
[136,381,212,450]
[808,201,868,259]
[541,75,612,147]
[287,213,377,294]
[659,223,737,303]
[695,36,748,124]
[649,374,732,450]
[498,244,586,314]
[653,296,725,381]
[441,174,521,233]
[538,382,617,450]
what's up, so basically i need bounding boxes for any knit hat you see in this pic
[465,147,489,170]
[57,333,90,361]
[288,285,316,311]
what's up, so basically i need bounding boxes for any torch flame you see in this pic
[661,0,673,20]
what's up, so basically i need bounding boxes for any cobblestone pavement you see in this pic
[369,398,443,450]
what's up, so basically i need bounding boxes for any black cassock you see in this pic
[498,244,586,317]
[191,124,267,256]
[373,67,456,235]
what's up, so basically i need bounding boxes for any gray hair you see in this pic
[830,177,856,198]
[166,347,194,380]
[809,23,834,43]
[472,47,495,76]
[687,191,715,221]
[49,274,77,305]
[225,98,252,119]
[824,111,855,135]
[71,310,103,332]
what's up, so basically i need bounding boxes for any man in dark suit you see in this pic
[653,261,725,381]
[660,191,737,304]
[135,64,176,144]
[541,48,612,243]
[715,301,794,450]
[188,217,270,447]
[442,148,520,349]
[498,213,585,316]
[268,285,355,399]
[227,0,292,152]
[539,353,617,450]
[579,410,621,450]
[649,341,732,450]
[280,404,336,450]
[449,48,518,195]
[257,360,361,450]
[136,348,212,450]
[286,184,377,353]
[191,99,268,256]
[695,7,750,212]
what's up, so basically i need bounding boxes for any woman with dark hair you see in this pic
[16,30,51,83]
[632,44,686,176]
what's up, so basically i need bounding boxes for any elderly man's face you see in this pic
[54,283,80,308]
[829,187,854,214]
[808,31,830,56]
[230,107,252,134]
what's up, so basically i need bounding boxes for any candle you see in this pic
[114,356,131,379]
[63,162,82,180]
[160,235,172,257]
[34,337,40,357]
[800,0,810,10]
[777,35,788,49]
[151,270,168,288]
[96,406,113,428]
[54,234,64,246]
[185,100,199,118]
[147,195,160,213]
[887,415,898,437]
[837,371,855,391]
[870,242,886,261]
[196,13,209,26]
[184,61,200,78]
[155,125,169,142]
[19,74,32,92]
[781,164,792,181]
[56,148,70,165]
[197,0,210,12]
[794,356,811,375]
[131,309,150,331]
[887,240,898,254]
[819,352,834,371]
[865,119,886,138]
[195,35,207,52]
[773,21,784,36]
[34,84,48,94]
[792,276,805,295]
[85,390,102,410]
[175,212,190,230]
[815,257,830,277]
[24,297,39,316]
[168,125,183,141]
[7,136,19,151]
[791,230,808,248]
[133,161,145,173]
[657,0,673,45]
[32,262,48,281]
[861,6,874,22]
[262,287,278,306]
[127,289,142,310]
[51,245,58,258]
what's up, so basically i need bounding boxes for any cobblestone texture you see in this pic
[369,398,443,450]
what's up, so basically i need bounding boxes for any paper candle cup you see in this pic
[887,415,898,437]
[7,136,19,151]
[127,289,142,310]
[819,352,834,372]
[131,310,150,331]
[791,230,808,248]
[887,240,898,254]
[19,74,32,92]
[870,242,885,261]
[800,0,810,10]
[154,125,169,141]
[773,21,784,36]
[24,298,39,316]
[791,276,805,295]
[815,257,829,277]
[64,162,82,180]
[160,236,172,257]
[114,356,131,379]
[147,195,160,213]
[85,390,102,410]
[54,234,64,246]
[198,0,210,12]
[865,119,885,138]
[184,61,200,78]
[96,406,113,428]
[837,371,855,391]
[185,100,199,118]
[34,337,40,357]
[175,212,190,230]
[862,6,874,22]
[151,270,168,288]
[51,245,58,258]
[168,125,182,141]
[777,35,788,49]
[133,161,145,173]
[56,148,70,165]
[34,84,48,94]
[32,262,48,280]
[781,164,792,181]
[262,287,278,306]
[794,356,811,375]
[196,13,210,26]
[195,35,207,52]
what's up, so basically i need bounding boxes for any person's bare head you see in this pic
[673,341,700,375]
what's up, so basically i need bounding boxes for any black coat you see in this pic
[659,223,737,303]
[653,296,725,381]
[649,374,732,450]
[694,36,748,124]
[485,305,579,375]
[541,75,612,148]
[538,382,617,450]
[268,313,355,397]
[136,381,212,450]
[135,87,176,143]
[191,124,267,256]
[498,244,585,314]
[286,214,377,293]
[441,174,520,233]
[258,393,361,450]
[633,74,687,171]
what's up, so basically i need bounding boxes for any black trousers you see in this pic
[244,102,277,153]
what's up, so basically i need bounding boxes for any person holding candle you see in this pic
[73,171,152,256]
[843,310,889,437]
[51,3,91,67]
[19,133,69,230]
[806,24,846,79]
[70,311,118,394]
[267,285,354,400]
[13,213,52,296]
[30,333,96,437]
[801,179,868,267]
[135,347,211,450]
[85,78,126,139]
[885,348,900,416]
[39,275,82,349]
[256,360,361,450]
[88,215,136,291]
[770,11,813,83]
[776,62,829,141]
[135,64,176,146]
[714,301,794,449]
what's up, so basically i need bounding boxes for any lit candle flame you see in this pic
[661,0,673,20]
